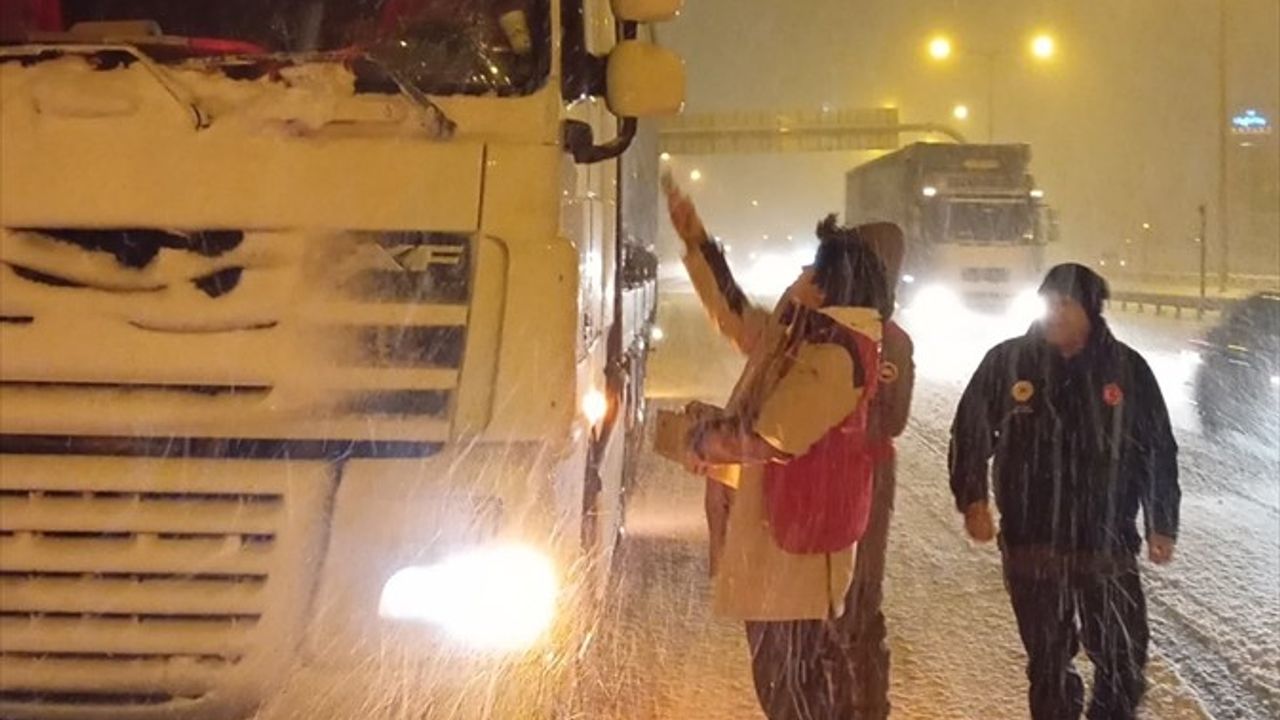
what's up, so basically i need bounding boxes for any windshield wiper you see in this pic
[347,52,457,139]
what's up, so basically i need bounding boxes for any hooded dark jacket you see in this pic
[948,319,1180,558]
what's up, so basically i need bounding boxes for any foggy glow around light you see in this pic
[909,284,961,322]
[1031,34,1056,59]
[582,389,609,425]
[1010,288,1046,326]
[928,36,953,60]
[689,169,703,182]
[741,247,817,296]
[922,186,939,197]
[659,152,671,162]
[1030,189,1045,199]
[952,104,970,121]
[650,325,665,343]
[1271,374,1280,389]
[902,274,916,284]
[379,545,559,651]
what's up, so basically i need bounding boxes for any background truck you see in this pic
[845,142,1051,321]
[0,0,682,717]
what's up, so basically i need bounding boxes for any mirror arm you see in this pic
[564,117,637,164]
[564,54,608,101]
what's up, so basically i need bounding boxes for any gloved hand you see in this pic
[964,501,996,543]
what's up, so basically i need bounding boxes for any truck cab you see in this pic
[847,143,1049,323]
[0,1,683,717]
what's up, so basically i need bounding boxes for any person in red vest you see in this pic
[667,179,895,720]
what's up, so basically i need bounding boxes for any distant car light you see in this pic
[1030,189,1045,199]
[922,186,939,198]
[379,544,559,651]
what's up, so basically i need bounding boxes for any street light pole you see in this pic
[1217,0,1231,292]
[984,52,996,143]
[1199,204,1208,319]
[927,34,1055,146]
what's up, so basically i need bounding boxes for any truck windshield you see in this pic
[23,0,550,96]
[926,200,1038,245]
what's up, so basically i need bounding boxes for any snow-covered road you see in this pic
[582,292,1278,719]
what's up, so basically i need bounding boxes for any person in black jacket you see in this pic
[948,263,1180,720]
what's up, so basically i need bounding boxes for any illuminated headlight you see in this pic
[921,186,939,198]
[910,283,960,317]
[582,388,609,425]
[379,544,559,651]
[1009,288,1047,325]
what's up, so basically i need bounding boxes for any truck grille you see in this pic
[961,266,1012,283]
[0,454,334,713]
[0,228,476,450]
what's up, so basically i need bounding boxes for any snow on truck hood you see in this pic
[0,47,483,232]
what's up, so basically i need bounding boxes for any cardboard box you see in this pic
[653,409,693,462]
[653,405,740,489]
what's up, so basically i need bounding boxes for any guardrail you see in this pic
[1108,291,1229,320]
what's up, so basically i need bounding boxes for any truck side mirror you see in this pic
[612,0,683,23]
[606,41,685,118]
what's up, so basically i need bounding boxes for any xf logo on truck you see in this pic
[386,243,467,273]
[343,232,473,306]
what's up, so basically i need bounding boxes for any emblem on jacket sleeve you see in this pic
[1011,380,1035,403]
[1103,382,1125,407]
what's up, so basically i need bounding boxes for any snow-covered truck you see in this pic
[0,1,682,718]
[845,142,1051,322]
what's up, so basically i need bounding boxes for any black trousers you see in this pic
[743,467,896,720]
[1005,560,1149,720]
[745,620,852,720]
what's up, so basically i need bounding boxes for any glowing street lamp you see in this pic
[688,169,703,182]
[1031,34,1056,60]
[928,36,953,61]
[924,32,1060,142]
[659,152,671,162]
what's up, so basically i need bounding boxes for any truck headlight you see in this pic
[379,544,559,651]
[909,284,961,322]
[1008,288,1046,326]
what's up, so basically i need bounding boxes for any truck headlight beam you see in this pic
[379,544,559,652]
